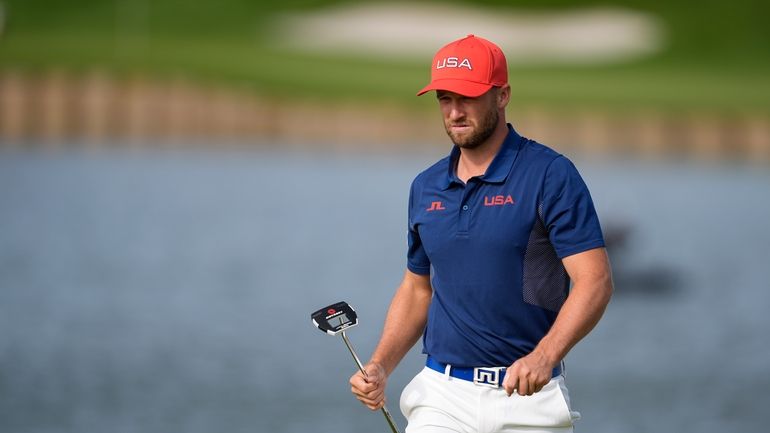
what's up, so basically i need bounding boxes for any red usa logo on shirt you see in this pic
[483,195,515,207]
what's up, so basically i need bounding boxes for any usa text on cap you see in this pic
[417,34,508,98]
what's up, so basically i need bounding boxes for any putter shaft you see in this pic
[341,331,402,433]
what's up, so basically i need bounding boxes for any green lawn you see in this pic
[2,0,769,114]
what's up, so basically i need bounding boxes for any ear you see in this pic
[497,84,511,109]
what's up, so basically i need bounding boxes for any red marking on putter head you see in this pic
[328,308,336,315]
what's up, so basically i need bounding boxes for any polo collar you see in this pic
[443,123,523,189]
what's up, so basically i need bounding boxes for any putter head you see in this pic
[311,301,358,336]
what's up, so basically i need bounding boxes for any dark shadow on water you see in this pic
[603,219,684,298]
[611,265,684,297]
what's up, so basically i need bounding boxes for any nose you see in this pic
[448,101,465,121]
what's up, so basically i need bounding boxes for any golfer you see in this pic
[349,34,613,432]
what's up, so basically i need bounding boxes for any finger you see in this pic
[527,379,538,396]
[358,396,381,411]
[503,372,518,396]
[350,370,368,384]
[351,380,381,398]
[356,390,386,410]
[352,371,381,390]
[350,384,365,399]
[526,373,548,395]
[370,395,388,410]
[375,396,387,410]
[517,376,530,396]
[350,384,377,400]
[364,385,385,402]
[352,372,386,394]
[353,388,377,402]
[350,378,369,395]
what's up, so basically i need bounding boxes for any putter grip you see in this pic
[341,332,402,433]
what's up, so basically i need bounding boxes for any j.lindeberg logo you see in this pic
[426,201,446,211]
[436,57,472,70]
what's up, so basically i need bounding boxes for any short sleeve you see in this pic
[540,156,605,258]
[406,179,431,275]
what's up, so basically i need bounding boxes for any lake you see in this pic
[1,146,768,433]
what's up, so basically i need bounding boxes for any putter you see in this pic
[311,301,402,433]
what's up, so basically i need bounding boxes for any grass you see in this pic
[1,0,769,114]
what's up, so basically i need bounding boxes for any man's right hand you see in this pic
[349,362,388,410]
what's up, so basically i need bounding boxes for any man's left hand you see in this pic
[503,351,554,396]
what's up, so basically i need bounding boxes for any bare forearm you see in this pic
[370,271,432,375]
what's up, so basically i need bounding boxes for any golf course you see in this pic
[1,0,768,158]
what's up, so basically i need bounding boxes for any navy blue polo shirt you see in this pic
[407,124,605,367]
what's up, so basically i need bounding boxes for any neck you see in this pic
[456,121,508,183]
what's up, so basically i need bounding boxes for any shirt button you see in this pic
[462,205,469,211]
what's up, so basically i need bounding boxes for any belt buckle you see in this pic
[473,367,502,388]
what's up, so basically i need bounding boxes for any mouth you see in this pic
[449,124,472,134]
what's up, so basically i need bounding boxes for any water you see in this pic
[1,147,768,433]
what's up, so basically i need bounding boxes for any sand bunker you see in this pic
[274,2,663,64]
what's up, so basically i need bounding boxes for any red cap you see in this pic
[417,34,508,97]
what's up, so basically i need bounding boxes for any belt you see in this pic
[426,356,562,388]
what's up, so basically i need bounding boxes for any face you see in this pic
[437,88,501,149]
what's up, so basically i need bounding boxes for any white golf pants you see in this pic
[400,367,581,433]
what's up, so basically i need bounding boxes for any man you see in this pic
[350,34,613,433]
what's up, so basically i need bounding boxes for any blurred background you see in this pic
[1,1,769,432]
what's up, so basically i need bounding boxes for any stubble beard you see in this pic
[445,107,499,150]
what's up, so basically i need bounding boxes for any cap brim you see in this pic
[416,79,493,97]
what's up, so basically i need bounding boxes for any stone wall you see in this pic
[1,71,768,163]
